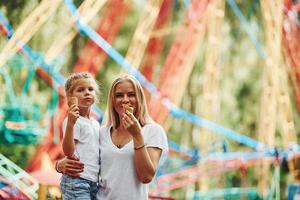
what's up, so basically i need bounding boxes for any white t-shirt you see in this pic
[63,116,100,182]
[97,123,168,200]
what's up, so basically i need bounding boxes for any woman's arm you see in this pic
[134,139,162,183]
[123,110,162,183]
[56,156,84,177]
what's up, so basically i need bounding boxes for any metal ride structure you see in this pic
[139,0,173,81]
[0,0,63,146]
[0,0,62,69]
[73,0,129,74]
[148,0,209,126]
[149,0,299,198]
[257,0,297,196]
[282,0,300,184]
[44,0,107,64]
[121,0,163,74]
[0,175,31,200]
[283,0,300,114]
[198,0,225,192]
[0,153,38,199]
[1,0,300,199]
[0,59,55,145]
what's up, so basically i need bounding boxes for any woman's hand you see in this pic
[121,104,141,137]
[57,155,84,177]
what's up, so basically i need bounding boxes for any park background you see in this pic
[1,0,300,199]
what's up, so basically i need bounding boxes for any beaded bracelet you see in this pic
[134,144,145,150]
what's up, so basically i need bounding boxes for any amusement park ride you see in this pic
[0,0,300,199]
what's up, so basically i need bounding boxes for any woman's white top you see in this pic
[97,123,168,200]
[63,116,100,182]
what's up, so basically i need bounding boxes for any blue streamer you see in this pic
[194,187,259,199]
[170,107,268,150]
[168,140,198,158]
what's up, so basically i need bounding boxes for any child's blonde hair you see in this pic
[65,72,100,101]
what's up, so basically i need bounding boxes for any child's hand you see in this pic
[68,97,79,124]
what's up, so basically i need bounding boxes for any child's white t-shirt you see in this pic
[63,116,100,182]
[97,123,168,200]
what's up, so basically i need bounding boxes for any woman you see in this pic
[56,74,168,199]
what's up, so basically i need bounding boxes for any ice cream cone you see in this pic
[68,97,78,107]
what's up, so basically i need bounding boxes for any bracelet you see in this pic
[134,144,145,150]
[55,161,63,173]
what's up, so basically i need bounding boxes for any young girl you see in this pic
[60,72,100,200]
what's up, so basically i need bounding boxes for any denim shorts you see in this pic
[60,174,99,200]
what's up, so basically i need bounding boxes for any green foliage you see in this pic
[0,144,36,169]
[0,0,27,25]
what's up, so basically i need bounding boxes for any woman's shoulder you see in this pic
[143,123,165,133]
[144,122,162,128]
[99,125,111,141]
